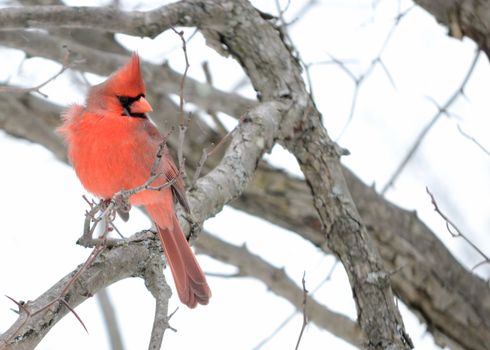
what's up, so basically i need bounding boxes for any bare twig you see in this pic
[457,124,490,157]
[191,124,239,186]
[60,299,88,333]
[171,26,191,183]
[150,136,172,177]
[192,146,212,186]
[200,230,362,347]
[426,187,490,270]
[253,261,338,350]
[0,48,74,98]
[382,50,481,194]
[5,296,29,316]
[304,57,358,100]
[201,61,228,135]
[294,272,309,350]
[3,241,106,345]
[275,0,292,18]
[334,6,415,140]
[204,271,242,278]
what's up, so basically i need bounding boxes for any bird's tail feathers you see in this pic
[146,204,211,308]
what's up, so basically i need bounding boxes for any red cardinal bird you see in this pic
[58,54,211,308]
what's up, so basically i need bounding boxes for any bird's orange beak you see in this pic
[131,96,153,113]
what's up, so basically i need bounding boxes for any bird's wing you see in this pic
[163,148,190,213]
[143,120,190,213]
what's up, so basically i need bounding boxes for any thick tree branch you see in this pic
[194,1,410,348]
[414,0,490,59]
[0,93,66,160]
[186,101,282,226]
[0,4,193,36]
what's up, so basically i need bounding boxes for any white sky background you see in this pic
[1,0,489,349]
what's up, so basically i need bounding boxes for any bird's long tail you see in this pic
[145,204,211,308]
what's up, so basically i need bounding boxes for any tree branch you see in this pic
[414,0,490,59]
[143,249,174,350]
[198,1,411,348]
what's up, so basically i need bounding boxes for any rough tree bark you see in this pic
[415,0,490,59]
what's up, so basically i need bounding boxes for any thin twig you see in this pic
[275,0,292,18]
[191,119,240,187]
[171,26,191,183]
[192,146,212,186]
[253,261,338,350]
[334,7,416,140]
[201,61,228,135]
[3,240,106,344]
[204,271,243,278]
[294,272,309,350]
[150,138,170,177]
[5,296,29,316]
[0,48,75,98]
[426,187,490,270]
[60,299,88,334]
[457,124,490,157]
[382,50,481,194]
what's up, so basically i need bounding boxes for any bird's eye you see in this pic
[117,94,148,118]
[117,96,130,106]
[118,95,144,106]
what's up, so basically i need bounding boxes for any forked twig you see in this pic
[382,51,481,194]
[5,295,29,316]
[426,187,490,270]
[0,48,76,98]
[294,272,309,350]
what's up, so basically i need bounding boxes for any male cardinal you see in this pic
[58,53,211,308]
